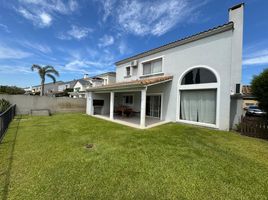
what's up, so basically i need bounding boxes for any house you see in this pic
[31,81,64,95]
[58,80,77,92]
[93,72,116,85]
[71,79,91,98]
[86,4,244,130]
[70,72,116,98]
[242,85,258,109]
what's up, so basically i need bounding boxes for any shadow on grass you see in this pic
[1,116,21,200]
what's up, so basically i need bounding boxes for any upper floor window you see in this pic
[126,66,131,77]
[181,68,217,85]
[103,79,108,85]
[143,59,162,75]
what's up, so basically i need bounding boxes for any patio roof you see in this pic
[86,75,173,92]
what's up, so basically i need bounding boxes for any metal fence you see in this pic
[0,105,16,142]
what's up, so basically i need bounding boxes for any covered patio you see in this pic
[86,76,173,128]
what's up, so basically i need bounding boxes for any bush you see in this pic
[251,68,268,113]
[0,85,25,95]
[0,99,11,113]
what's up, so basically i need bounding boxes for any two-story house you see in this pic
[31,81,64,95]
[86,4,244,130]
[70,72,116,98]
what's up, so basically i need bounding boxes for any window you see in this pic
[180,89,216,124]
[179,67,218,126]
[123,95,133,105]
[126,66,131,76]
[181,68,217,85]
[143,59,162,75]
[103,79,108,85]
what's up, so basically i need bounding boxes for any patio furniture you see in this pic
[115,106,134,117]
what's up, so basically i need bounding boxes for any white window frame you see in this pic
[146,93,163,120]
[122,95,134,106]
[141,57,163,76]
[125,66,131,77]
[176,65,220,129]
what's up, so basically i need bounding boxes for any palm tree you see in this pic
[31,65,59,96]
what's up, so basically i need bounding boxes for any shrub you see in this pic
[0,99,11,113]
[251,68,268,113]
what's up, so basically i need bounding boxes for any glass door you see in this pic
[146,95,161,118]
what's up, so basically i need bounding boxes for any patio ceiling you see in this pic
[86,75,173,92]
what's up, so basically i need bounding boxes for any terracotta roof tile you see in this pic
[87,75,173,91]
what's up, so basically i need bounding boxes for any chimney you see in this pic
[84,73,89,79]
[229,3,244,94]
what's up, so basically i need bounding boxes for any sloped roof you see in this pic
[75,78,91,86]
[94,72,116,78]
[115,22,234,65]
[87,76,173,92]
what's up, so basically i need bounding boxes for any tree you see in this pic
[0,85,25,94]
[31,65,59,96]
[251,68,268,112]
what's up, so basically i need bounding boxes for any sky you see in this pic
[0,0,267,88]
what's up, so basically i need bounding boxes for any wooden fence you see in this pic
[240,116,268,139]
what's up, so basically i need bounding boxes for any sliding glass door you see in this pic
[180,89,216,124]
[146,95,161,118]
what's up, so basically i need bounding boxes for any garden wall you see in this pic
[0,94,86,115]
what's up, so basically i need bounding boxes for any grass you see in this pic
[1,113,268,200]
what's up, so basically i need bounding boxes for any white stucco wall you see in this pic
[87,5,243,130]
[74,81,86,92]
[116,30,235,130]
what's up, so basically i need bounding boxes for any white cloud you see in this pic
[18,40,52,54]
[98,35,114,47]
[243,46,268,66]
[40,12,52,26]
[118,40,130,55]
[57,25,93,40]
[15,0,79,27]
[0,23,10,33]
[17,7,52,27]
[0,65,31,74]
[243,55,268,65]
[63,59,114,74]
[99,0,116,22]
[98,0,203,36]
[0,46,32,59]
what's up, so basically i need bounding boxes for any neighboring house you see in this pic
[93,72,116,85]
[242,85,258,109]
[86,4,244,130]
[58,80,77,92]
[71,79,91,98]
[31,81,64,95]
[70,73,116,98]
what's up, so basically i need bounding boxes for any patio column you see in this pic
[86,92,93,115]
[110,91,114,120]
[140,89,147,128]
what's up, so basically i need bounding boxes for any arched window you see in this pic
[181,68,217,85]
[178,67,219,126]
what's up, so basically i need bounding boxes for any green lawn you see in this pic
[1,113,268,200]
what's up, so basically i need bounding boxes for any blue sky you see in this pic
[0,0,267,87]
